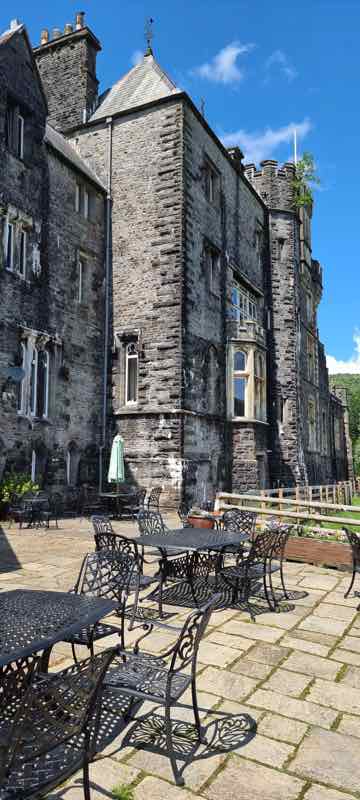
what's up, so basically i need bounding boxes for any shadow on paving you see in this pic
[0,526,22,573]
[148,577,300,616]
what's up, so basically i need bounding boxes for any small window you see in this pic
[204,159,220,205]
[125,342,138,405]
[31,450,36,482]
[17,114,24,159]
[75,184,80,213]
[255,352,266,421]
[17,342,26,414]
[18,229,26,278]
[37,350,49,418]
[29,348,38,416]
[208,247,221,297]
[78,257,85,303]
[83,188,89,220]
[5,222,14,270]
[75,182,92,220]
[308,398,317,451]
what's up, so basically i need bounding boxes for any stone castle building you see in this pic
[0,13,354,504]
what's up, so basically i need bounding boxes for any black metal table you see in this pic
[0,589,117,667]
[136,528,249,553]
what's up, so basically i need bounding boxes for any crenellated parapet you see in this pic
[244,160,297,213]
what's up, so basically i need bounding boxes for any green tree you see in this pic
[330,374,360,476]
[292,152,321,208]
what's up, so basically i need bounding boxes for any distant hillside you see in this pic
[330,374,360,475]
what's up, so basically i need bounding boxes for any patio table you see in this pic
[0,589,117,667]
[136,528,249,553]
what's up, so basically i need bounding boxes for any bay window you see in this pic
[229,284,258,323]
[228,344,267,422]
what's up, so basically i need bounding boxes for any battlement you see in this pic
[311,258,323,287]
[244,159,297,213]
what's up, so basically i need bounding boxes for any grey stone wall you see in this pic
[0,29,105,491]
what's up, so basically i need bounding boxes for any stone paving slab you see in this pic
[298,615,349,637]
[262,667,312,697]
[290,726,360,794]
[248,688,338,727]
[282,650,341,680]
[313,602,357,622]
[304,786,357,800]
[203,756,305,800]
[222,620,283,643]
[307,677,360,714]
[258,712,307,744]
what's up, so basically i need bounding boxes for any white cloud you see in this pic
[192,42,255,85]
[131,50,143,67]
[265,49,298,82]
[327,330,360,374]
[221,118,311,165]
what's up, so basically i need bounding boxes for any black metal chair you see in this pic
[223,508,257,539]
[92,515,159,627]
[146,487,162,512]
[40,492,62,528]
[8,492,35,528]
[104,596,219,786]
[0,648,116,799]
[177,502,193,528]
[119,487,147,519]
[64,550,135,661]
[343,527,360,597]
[217,526,291,619]
[156,549,219,616]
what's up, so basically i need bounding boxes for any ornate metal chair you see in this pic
[40,492,62,528]
[119,487,147,519]
[156,549,219,616]
[146,486,162,512]
[64,550,135,661]
[343,527,360,597]
[104,596,219,786]
[177,502,193,528]
[223,508,257,539]
[217,526,291,619]
[92,515,159,627]
[0,648,116,799]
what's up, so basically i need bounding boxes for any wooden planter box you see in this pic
[187,516,214,529]
[285,536,352,569]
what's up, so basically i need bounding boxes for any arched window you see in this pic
[233,350,248,417]
[125,342,138,405]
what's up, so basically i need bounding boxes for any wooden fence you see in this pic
[249,480,355,506]
[214,487,360,531]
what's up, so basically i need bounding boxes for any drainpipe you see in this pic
[99,116,113,492]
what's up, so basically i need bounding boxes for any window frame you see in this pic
[308,397,317,451]
[17,114,24,160]
[208,247,221,297]
[16,342,26,415]
[204,157,220,207]
[229,283,258,324]
[254,352,266,422]
[18,228,27,278]
[77,256,85,303]
[5,220,14,271]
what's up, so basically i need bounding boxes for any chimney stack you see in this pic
[40,29,49,45]
[64,23,73,35]
[75,11,85,30]
[52,28,62,39]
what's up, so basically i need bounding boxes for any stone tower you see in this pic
[33,12,101,132]
[245,160,331,486]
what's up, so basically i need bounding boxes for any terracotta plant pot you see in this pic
[285,536,352,569]
[187,516,215,529]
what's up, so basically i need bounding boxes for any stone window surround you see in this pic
[203,239,221,298]
[308,395,317,452]
[1,206,33,281]
[202,154,221,207]
[227,340,268,423]
[16,328,62,421]
[114,330,141,411]
[5,96,25,161]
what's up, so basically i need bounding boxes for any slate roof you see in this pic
[0,21,23,46]
[45,124,106,191]
[90,52,180,121]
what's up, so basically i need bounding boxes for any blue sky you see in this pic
[2,0,359,372]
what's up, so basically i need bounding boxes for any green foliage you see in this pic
[292,152,321,208]
[0,473,39,508]
[111,786,134,800]
[330,374,360,475]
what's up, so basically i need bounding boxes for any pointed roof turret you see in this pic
[90,52,180,121]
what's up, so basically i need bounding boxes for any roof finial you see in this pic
[144,17,154,56]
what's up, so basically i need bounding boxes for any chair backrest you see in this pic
[92,514,114,537]
[74,550,135,605]
[137,510,166,536]
[177,501,191,526]
[344,527,360,561]
[169,595,220,674]
[265,522,292,559]
[223,508,257,538]
[241,528,275,570]
[2,648,116,785]
[93,522,140,566]
[147,487,162,511]
[136,488,147,510]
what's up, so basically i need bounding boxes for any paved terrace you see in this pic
[1,515,360,800]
